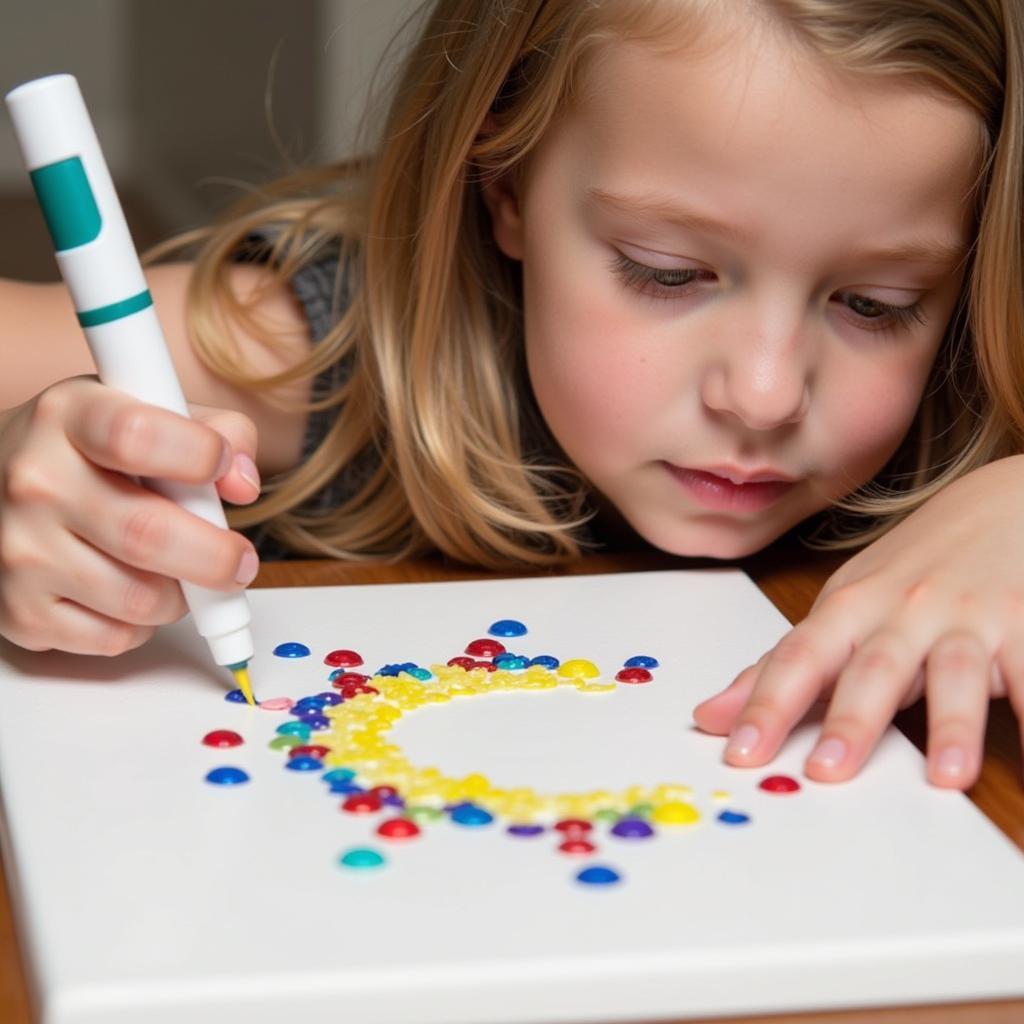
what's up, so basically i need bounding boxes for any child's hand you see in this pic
[693,455,1024,789]
[0,376,261,657]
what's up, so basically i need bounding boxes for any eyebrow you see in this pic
[584,186,968,269]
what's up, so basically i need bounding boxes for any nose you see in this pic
[700,308,811,431]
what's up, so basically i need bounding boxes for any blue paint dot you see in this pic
[299,714,330,730]
[293,697,327,713]
[576,866,621,886]
[718,810,751,826]
[488,619,527,637]
[205,766,249,786]
[315,691,344,705]
[624,655,659,669]
[273,642,311,658]
[450,802,494,827]
[286,756,323,772]
[507,824,545,837]
[224,689,248,703]
[329,780,365,795]
[377,664,401,677]
[322,768,357,784]
[528,655,559,669]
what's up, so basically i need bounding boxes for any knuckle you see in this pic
[106,405,156,466]
[31,383,72,425]
[0,530,45,574]
[120,577,164,624]
[930,632,985,673]
[5,453,59,506]
[207,538,246,586]
[97,622,151,658]
[768,632,821,670]
[819,580,865,614]
[120,507,169,564]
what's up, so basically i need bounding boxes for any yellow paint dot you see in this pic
[557,658,601,679]
[651,801,701,826]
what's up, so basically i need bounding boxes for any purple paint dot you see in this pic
[610,818,655,839]
[507,824,545,837]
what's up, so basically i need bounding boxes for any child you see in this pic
[1,0,1021,792]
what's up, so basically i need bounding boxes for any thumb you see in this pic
[187,403,261,505]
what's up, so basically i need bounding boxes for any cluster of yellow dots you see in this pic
[304,659,717,825]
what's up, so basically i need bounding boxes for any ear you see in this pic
[476,117,525,262]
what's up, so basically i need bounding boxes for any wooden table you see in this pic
[1,538,1021,1023]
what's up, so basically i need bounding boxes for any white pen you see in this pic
[5,73,257,704]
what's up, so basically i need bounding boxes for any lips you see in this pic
[665,463,796,512]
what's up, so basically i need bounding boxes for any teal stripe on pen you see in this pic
[76,289,153,327]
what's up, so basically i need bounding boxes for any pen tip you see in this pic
[230,663,256,706]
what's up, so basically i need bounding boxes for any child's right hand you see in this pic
[0,376,262,657]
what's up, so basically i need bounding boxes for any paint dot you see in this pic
[329,780,365,795]
[447,656,476,669]
[615,667,653,684]
[205,766,249,786]
[322,768,357,784]
[576,866,621,886]
[259,696,294,711]
[624,655,659,669]
[377,817,421,840]
[610,818,654,840]
[324,649,363,668]
[559,838,596,855]
[464,638,506,658]
[558,659,600,679]
[528,655,559,669]
[554,818,592,835]
[493,654,529,670]
[268,735,303,751]
[450,802,494,827]
[224,689,249,703]
[718,810,751,825]
[342,793,382,814]
[488,619,527,637]
[273,642,310,658]
[202,729,243,748]
[330,670,369,685]
[339,847,385,870]
[406,805,444,823]
[285,756,323,772]
[276,722,310,738]
[289,745,330,760]
[759,774,801,794]
[407,667,433,681]
[299,714,330,730]
[651,802,700,826]
[507,824,545,837]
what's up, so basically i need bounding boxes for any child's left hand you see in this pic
[693,454,1024,789]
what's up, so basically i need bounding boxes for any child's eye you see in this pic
[608,252,713,299]
[833,290,927,333]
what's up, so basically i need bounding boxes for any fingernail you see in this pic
[235,550,259,585]
[233,453,260,491]
[215,445,233,480]
[935,746,966,778]
[808,736,847,769]
[725,723,760,758]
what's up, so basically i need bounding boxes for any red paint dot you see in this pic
[377,817,420,839]
[324,649,364,668]
[342,793,382,814]
[759,774,801,794]
[202,729,243,748]
[447,656,476,669]
[331,672,369,689]
[615,667,653,684]
[559,838,596,855]
[472,661,498,672]
[289,745,330,760]
[340,682,378,699]
[465,638,506,658]
[554,818,593,835]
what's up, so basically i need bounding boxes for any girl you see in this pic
[1,0,1022,792]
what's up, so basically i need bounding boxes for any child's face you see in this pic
[485,15,981,557]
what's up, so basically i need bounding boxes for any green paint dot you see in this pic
[268,735,302,751]
[406,805,444,823]
[340,847,386,870]
[629,802,654,819]
[593,808,621,824]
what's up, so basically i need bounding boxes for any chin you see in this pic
[630,516,784,560]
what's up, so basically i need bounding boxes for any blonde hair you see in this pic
[162,0,1024,563]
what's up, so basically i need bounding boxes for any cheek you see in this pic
[521,253,665,460]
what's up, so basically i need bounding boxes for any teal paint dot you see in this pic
[322,768,357,784]
[407,667,433,681]
[340,847,386,870]
[276,722,311,738]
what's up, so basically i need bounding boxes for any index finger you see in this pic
[66,384,231,484]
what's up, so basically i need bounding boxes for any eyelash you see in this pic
[607,252,927,333]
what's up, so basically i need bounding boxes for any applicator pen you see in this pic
[5,73,257,704]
